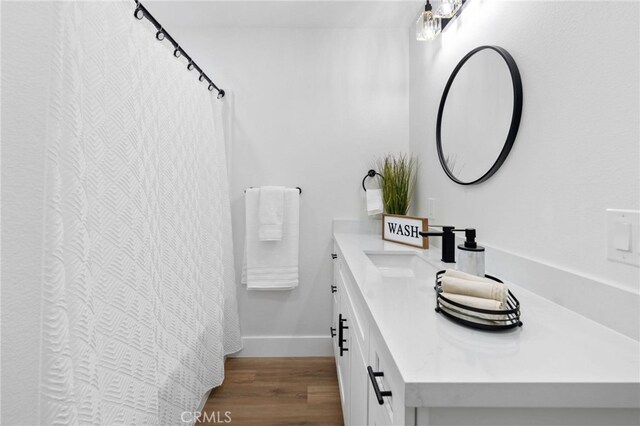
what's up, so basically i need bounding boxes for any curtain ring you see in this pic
[199,73,205,82]
[173,47,181,58]
[208,83,215,91]
[155,27,165,41]
[217,89,225,99]
[134,6,144,20]
[187,61,195,71]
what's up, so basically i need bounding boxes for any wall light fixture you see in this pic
[416,0,441,41]
[416,0,468,41]
[437,0,462,19]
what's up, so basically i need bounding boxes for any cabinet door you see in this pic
[332,247,341,361]
[332,247,342,372]
[337,311,350,425]
[334,265,350,425]
[332,281,340,360]
[367,327,406,426]
[367,352,393,426]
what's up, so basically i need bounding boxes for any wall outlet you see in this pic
[606,209,640,267]
[427,198,436,219]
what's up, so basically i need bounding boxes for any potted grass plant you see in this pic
[376,153,417,216]
[376,154,427,249]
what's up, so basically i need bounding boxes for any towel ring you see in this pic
[244,187,302,194]
[362,169,384,192]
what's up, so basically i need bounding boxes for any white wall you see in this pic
[171,27,410,354]
[1,2,56,423]
[409,1,639,336]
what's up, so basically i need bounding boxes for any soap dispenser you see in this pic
[456,228,485,277]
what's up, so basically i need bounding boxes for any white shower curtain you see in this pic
[39,1,241,424]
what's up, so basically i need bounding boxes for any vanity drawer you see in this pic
[368,325,406,426]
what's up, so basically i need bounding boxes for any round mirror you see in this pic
[436,45,523,185]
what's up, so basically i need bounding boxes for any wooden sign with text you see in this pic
[382,214,429,249]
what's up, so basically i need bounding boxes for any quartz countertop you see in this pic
[333,231,640,408]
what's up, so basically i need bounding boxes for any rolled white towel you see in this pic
[441,275,508,304]
[443,268,495,283]
[439,293,507,321]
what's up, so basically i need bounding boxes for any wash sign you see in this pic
[382,214,429,249]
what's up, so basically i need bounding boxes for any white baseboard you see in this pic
[232,335,333,357]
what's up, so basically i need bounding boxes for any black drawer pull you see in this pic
[330,327,336,338]
[367,366,392,405]
[331,253,337,259]
[331,285,337,293]
[338,314,349,356]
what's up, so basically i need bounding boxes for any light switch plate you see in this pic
[613,222,631,251]
[606,209,640,267]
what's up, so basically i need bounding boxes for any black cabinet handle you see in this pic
[338,314,349,356]
[330,327,336,338]
[367,366,392,405]
[331,253,337,259]
[331,285,337,293]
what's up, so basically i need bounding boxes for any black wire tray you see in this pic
[435,270,523,331]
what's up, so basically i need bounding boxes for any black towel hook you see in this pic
[362,169,384,192]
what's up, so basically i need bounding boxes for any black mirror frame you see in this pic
[436,45,523,185]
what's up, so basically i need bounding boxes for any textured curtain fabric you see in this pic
[39,1,241,424]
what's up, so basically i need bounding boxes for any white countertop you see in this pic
[334,231,640,408]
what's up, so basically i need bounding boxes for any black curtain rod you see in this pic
[133,1,225,99]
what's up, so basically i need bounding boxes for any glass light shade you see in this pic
[436,0,462,19]
[416,10,442,41]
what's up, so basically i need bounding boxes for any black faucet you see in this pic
[419,226,456,263]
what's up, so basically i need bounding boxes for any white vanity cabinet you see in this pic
[332,230,639,426]
[332,247,412,426]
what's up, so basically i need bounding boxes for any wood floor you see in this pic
[198,357,344,426]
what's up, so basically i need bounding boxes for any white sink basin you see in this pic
[365,252,433,280]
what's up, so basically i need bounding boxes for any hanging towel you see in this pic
[242,188,300,290]
[367,189,384,216]
[259,186,285,241]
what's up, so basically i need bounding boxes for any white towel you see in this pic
[439,298,507,323]
[441,275,508,304]
[242,188,300,290]
[440,292,505,312]
[259,186,285,241]
[443,269,494,283]
[366,189,384,216]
